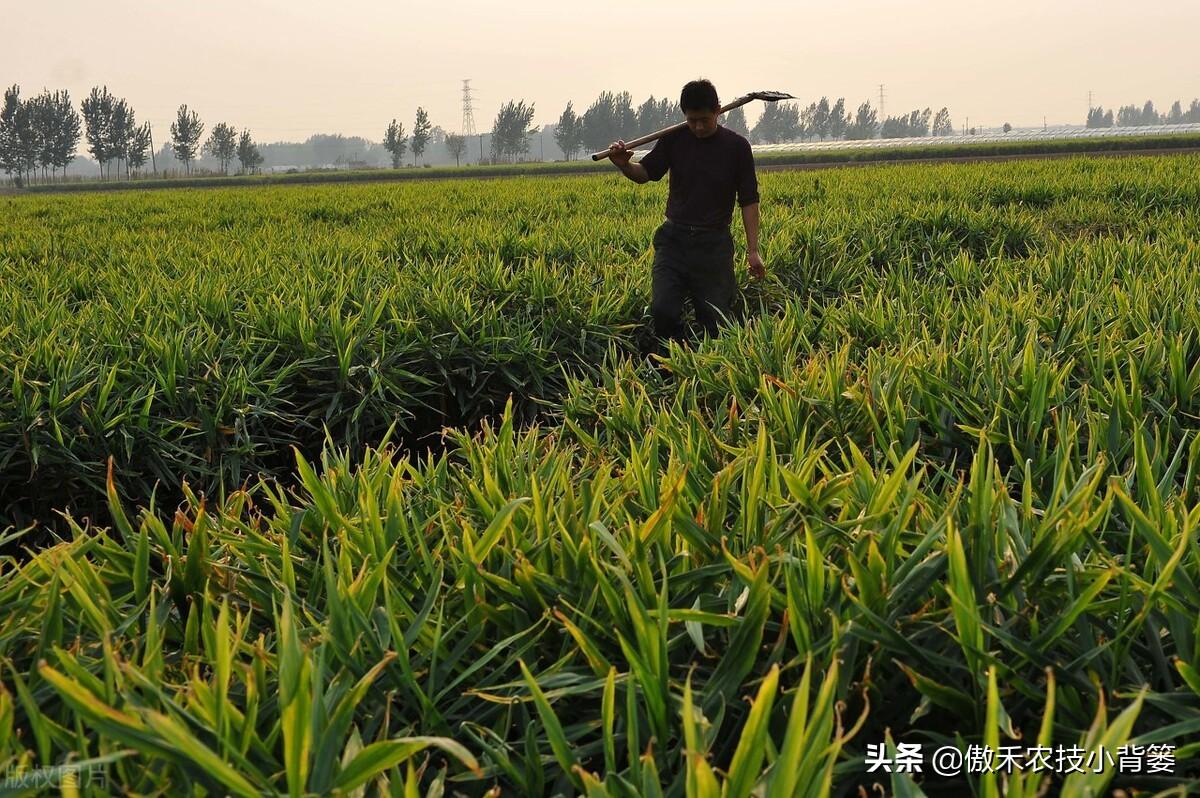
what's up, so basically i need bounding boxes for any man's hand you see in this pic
[747,250,766,280]
[740,203,761,277]
[608,140,633,167]
[609,140,650,183]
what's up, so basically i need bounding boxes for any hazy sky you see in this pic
[7,0,1200,143]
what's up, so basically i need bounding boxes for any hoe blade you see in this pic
[747,90,796,102]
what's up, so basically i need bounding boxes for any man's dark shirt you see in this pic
[638,125,759,228]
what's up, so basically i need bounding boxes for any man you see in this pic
[608,78,764,345]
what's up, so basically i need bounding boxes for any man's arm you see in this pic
[741,202,765,279]
[608,140,651,183]
[737,139,764,279]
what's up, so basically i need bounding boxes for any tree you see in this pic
[580,91,636,152]
[236,129,264,174]
[382,119,407,167]
[28,92,55,181]
[444,132,466,167]
[636,96,675,134]
[1141,100,1159,125]
[5,87,81,184]
[412,107,432,165]
[828,98,848,140]
[1088,106,1115,128]
[554,101,583,161]
[0,85,32,184]
[127,123,152,175]
[1117,101,1160,126]
[880,108,931,138]
[812,97,831,139]
[1167,100,1184,125]
[107,98,137,179]
[1002,122,1013,133]
[491,99,536,162]
[81,86,114,177]
[203,122,237,174]
[932,107,953,136]
[46,90,81,180]
[750,102,800,144]
[78,88,140,180]
[723,106,749,137]
[798,103,815,141]
[0,88,15,180]
[910,108,932,136]
[845,101,878,140]
[1187,100,1200,124]
[170,104,204,173]
[15,98,39,182]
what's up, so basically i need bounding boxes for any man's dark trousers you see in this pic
[650,219,737,343]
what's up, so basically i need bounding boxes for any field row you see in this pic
[1,156,1199,794]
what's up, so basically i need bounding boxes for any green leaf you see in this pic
[333,737,480,794]
[519,659,582,791]
[724,665,779,798]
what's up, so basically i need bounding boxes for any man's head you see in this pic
[680,79,720,139]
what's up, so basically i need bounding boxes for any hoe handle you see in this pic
[590,95,757,161]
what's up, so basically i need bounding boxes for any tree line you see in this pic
[749,99,954,143]
[23,82,1200,182]
[0,83,267,185]
[1086,98,1200,128]
[376,90,958,170]
[0,86,83,184]
[544,92,956,159]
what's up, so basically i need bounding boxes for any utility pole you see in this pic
[878,84,885,122]
[148,123,157,176]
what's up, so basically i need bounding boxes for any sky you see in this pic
[6,0,1200,144]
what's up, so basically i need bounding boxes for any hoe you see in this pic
[590,90,795,161]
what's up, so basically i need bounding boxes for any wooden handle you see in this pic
[591,122,687,161]
[589,95,756,161]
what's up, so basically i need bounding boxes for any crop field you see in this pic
[2,155,1200,795]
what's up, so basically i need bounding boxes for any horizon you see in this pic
[6,0,1200,145]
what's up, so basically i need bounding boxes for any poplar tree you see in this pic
[237,129,264,174]
[81,86,114,177]
[723,106,749,137]
[444,132,466,167]
[170,104,204,174]
[204,122,238,174]
[411,107,431,165]
[490,100,535,162]
[553,102,582,160]
[383,119,407,168]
